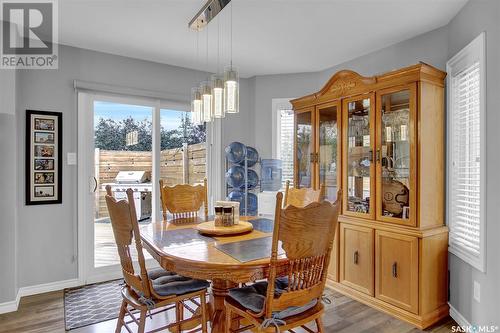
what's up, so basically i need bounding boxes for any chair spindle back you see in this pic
[284,180,325,208]
[265,190,341,317]
[105,186,152,298]
[159,178,208,222]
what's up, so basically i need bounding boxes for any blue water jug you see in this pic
[225,142,247,164]
[261,159,282,191]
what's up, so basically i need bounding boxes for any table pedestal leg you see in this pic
[209,279,238,332]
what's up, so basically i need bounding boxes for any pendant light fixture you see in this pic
[224,65,239,114]
[224,1,239,114]
[191,87,202,125]
[201,80,212,122]
[212,16,225,118]
[212,74,224,118]
[189,0,239,123]
[201,27,212,122]
[191,26,202,125]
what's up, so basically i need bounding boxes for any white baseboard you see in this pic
[18,278,81,298]
[0,292,20,315]
[0,278,81,314]
[449,302,471,327]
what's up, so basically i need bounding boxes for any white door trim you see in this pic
[77,91,92,285]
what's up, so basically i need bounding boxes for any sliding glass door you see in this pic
[93,100,154,269]
[159,109,207,219]
[78,93,208,284]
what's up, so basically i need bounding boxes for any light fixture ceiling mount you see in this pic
[189,0,232,31]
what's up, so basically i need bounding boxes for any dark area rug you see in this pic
[64,279,124,331]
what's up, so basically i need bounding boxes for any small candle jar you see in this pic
[214,206,224,226]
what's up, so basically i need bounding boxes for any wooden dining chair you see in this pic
[105,186,209,333]
[224,190,341,333]
[284,180,325,208]
[159,178,209,222]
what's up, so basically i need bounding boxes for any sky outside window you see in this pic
[93,101,189,131]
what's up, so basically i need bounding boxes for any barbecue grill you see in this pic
[103,171,152,221]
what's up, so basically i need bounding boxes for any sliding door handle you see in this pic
[92,176,98,193]
[353,251,359,264]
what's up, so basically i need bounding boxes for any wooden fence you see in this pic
[96,143,206,218]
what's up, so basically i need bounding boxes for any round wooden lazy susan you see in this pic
[196,221,254,236]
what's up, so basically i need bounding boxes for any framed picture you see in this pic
[34,132,54,144]
[34,172,55,184]
[34,186,54,197]
[26,110,62,205]
[34,145,55,157]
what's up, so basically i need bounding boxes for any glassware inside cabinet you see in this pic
[346,97,372,215]
[380,90,411,219]
[318,105,339,201]
[296,111,313,188]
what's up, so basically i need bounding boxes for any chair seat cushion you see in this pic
[147,268,209,297]
[228,277,318,318]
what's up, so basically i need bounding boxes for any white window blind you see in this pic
[447,32,486,272]
[278,109,295,189]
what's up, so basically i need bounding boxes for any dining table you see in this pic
[140,216,285,332]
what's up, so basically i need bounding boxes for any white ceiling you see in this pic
[59,0,467,78]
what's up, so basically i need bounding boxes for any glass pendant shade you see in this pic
[191,87,202,125]
[224,65,239,114]
[200,81,212,122]
[211,74,225,118]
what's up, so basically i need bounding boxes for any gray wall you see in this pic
[447,0,500,325]
[15,45,254,288]
[251,25,449,159]
[0,63,17,302]
[253,72,320,158]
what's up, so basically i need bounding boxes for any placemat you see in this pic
[152,228,214,249]
[215,236,284,262]
[248,218,274,233]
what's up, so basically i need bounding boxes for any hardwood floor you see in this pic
[0,288,456,333]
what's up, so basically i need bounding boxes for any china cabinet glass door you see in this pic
[317,102,341,201]
[295,108,314,188]
[376,85,416,226]
[343,94,375,218]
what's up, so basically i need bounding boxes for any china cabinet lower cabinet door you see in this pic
[340,224,374,295]
[375,230,419,314]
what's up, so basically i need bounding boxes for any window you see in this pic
[272,99,295,189]
[447,32,486,272]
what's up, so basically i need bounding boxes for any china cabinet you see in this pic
[291,63,448,329]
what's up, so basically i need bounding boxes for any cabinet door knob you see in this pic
[392,262,398,278]
[353,251,359,264]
